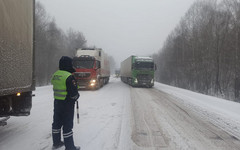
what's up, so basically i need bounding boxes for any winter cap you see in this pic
[59,56,75,73]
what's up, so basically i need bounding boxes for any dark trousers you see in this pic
[52,100,76,149]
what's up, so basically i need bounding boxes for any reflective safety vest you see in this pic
[51,70,72,100]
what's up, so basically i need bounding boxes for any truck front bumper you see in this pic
[76,79,98,89]
[133,78,154,87]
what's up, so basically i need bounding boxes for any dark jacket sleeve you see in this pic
[66,75,80,101]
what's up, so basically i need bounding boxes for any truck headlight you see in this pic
[90,79,96,83]
[90,79,96,86]
[134,78,138,83]
[151,79,154,83]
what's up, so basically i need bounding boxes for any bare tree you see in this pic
[35,2,87,86]
[154,0,240,101]
[66,28,87,57]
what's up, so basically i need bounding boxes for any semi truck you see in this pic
[120,56,156,87]
[0,0,35,125]
[73,48,110,89]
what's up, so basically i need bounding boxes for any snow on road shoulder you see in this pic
[0,86,54,150]
[154,82,240,139]
[2,79,240,150]
[0,77,132,150]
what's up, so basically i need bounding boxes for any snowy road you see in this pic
[1,77,240,150]
[130,88,240,150]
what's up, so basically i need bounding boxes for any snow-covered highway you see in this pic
[1,77,240,150]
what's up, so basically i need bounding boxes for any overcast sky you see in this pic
[38,0,194,67]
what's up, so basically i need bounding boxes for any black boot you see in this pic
[52,130,64,149]
[74,146,81,150]
[64,135,77,150]
[53,141,64,149]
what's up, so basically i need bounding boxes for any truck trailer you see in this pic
[73,48,110,89]
[0,0,35,125]
[120,56,156,87]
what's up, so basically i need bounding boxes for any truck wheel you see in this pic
[148,84,153,88]
[12,92,32,116]
[94,79,101,90]
[103,78,106,85]
[106,77,109,84]
[0,97,11,115]
[100,79,104,87]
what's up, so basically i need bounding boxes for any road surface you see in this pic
[130,87,240,150]
[0,77,240,150]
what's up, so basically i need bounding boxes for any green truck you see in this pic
[120,56,156,87]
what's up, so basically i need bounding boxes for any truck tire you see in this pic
[0,97,11,115]
[94,79,101,90]
[12,92,32,116]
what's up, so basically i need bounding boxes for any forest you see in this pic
[35,0,240,102]
[153,0,240,101]
[35,2,115,86]
[35,2,86,86]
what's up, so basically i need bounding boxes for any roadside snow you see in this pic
[154,82,240,140]
[1,78,240,150]
[0,77,132,150]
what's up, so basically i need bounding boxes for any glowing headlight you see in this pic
[90,83,95,86]
[134,78,138,83]
[90,79,96,83]
[16,92,21,96]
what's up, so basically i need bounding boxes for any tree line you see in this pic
[35,2,115,86]
[153,0,240,101]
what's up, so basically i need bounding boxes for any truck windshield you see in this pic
[73,60,94,69]
[133,62,154,70]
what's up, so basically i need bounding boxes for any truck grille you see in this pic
[77,79,89,87]
[137,74,152,83]
[74,72,91,78]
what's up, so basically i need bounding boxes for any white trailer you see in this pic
[0,0,35,125]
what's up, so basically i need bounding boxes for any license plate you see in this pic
[78,86,86,88]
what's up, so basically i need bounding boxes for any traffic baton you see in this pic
[76,101,80,124]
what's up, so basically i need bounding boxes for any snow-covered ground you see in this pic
[0,77,132,150]
[155,83,240,140]
[0,77,240,150]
